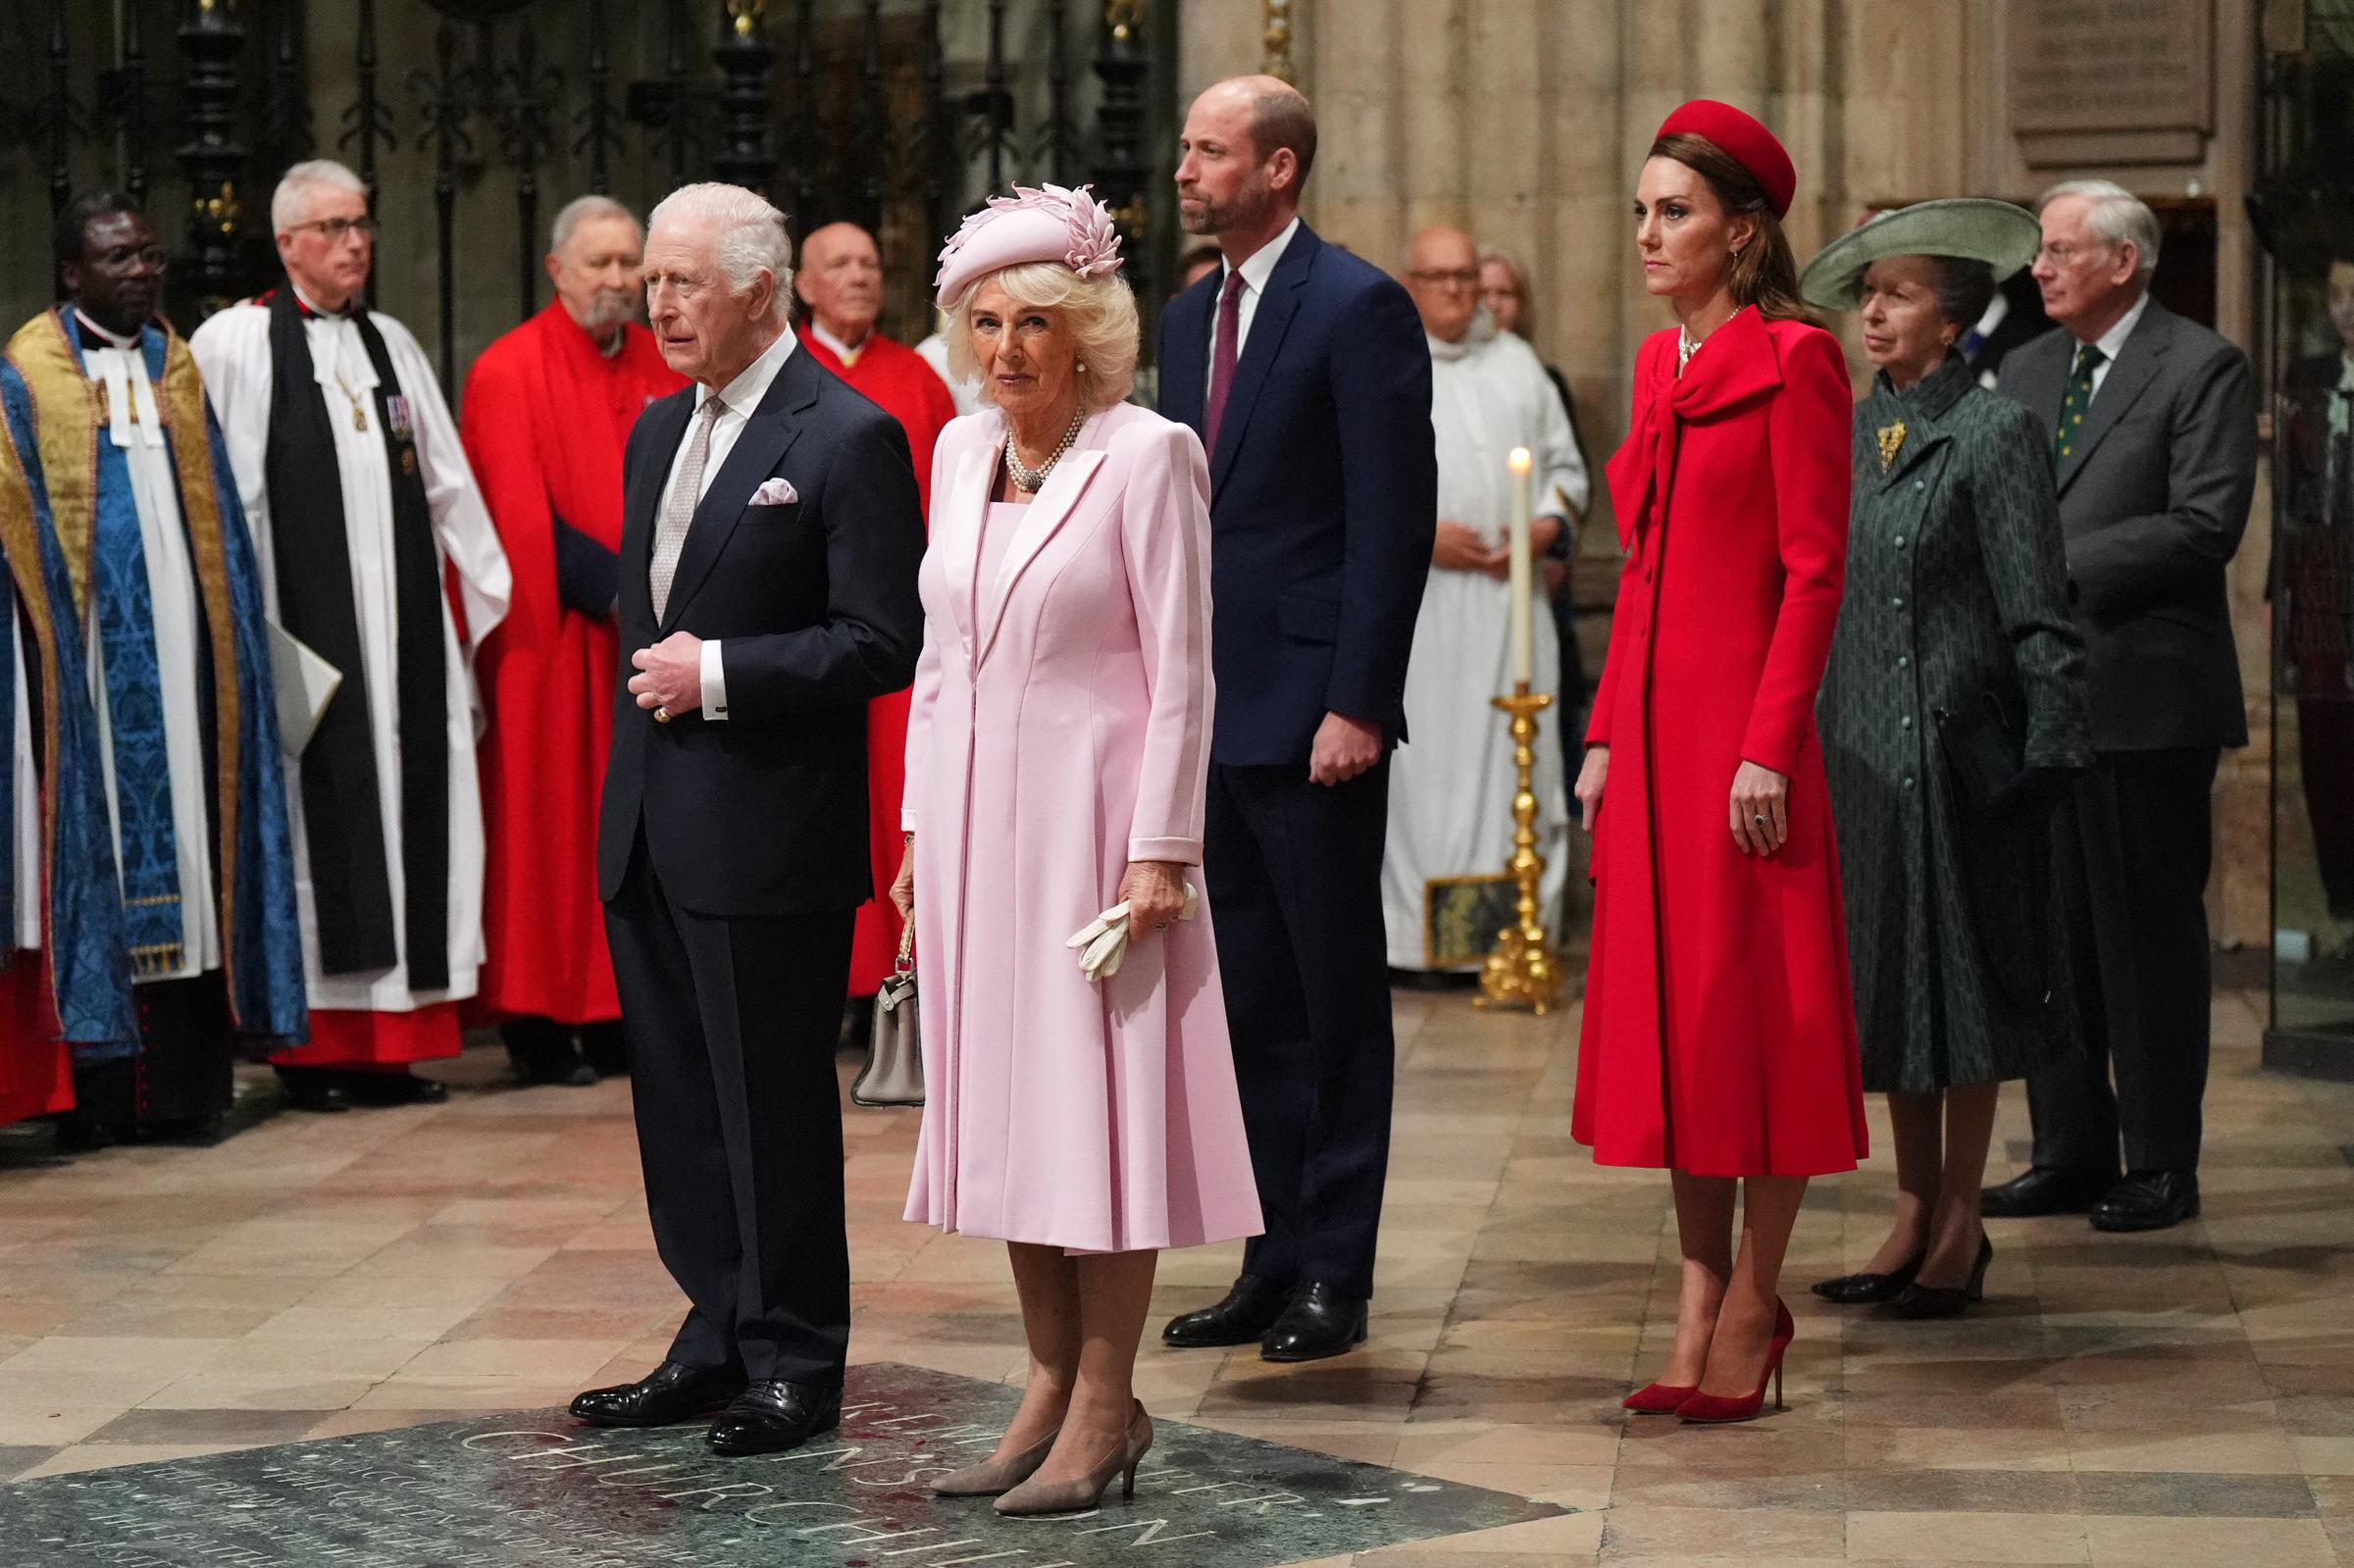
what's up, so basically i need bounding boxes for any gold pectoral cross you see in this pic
[1876,420,1908,474]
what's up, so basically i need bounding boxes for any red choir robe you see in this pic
[463,305,684,1026]
[0,959,76,1127]
[797,324,957,996]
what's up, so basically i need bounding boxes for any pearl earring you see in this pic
[1076,360,1089,373]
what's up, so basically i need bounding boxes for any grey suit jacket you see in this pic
[1995,299,2256,752]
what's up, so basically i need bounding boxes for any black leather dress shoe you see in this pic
[1161,1274,1293,1349]
[1261,1282,1369,1363]
[1979,1165,2114,1218]
[571,1361,743,1428]
[273,1069,351,1114]
[339,1071,449,1107]
[2089,1170,2199,1233]
[707,1380,843,1456]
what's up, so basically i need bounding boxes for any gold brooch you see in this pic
[1876,421,1908,474]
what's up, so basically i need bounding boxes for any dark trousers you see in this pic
[604,832,854,1388]
[2028,746,2220,1177]
[1205,757,1395,1299]
[2297,697,2354,917]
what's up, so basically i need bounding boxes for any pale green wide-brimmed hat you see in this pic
[1798,198,2041,311]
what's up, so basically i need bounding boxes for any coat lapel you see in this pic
[936,426,999,662]
[976,437,1106,669]
[2056,305,2172,495]
[1160,279,1211,434]
[657,345,815,633]
[1208,228,1319,493]
[622,391,691,616]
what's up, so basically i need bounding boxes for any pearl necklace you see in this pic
[1006,408,1087,492]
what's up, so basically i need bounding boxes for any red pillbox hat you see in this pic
[1655,99,1796,220]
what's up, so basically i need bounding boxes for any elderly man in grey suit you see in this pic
[1981,180,2257,1234]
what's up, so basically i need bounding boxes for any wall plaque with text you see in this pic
[2008,0,2215,165]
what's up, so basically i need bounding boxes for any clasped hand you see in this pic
[628,632,702,716]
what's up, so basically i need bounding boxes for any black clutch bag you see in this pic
[1932,687,2027,816]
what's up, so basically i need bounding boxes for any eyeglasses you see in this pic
[2034,240,2108,266]
[1408,268,1481,289]
[287,216,379,243]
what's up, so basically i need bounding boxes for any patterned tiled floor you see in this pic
[1,986,2350,1565]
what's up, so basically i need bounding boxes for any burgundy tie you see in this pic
[1203,270,1246,458]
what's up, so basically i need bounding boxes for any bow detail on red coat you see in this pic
[1603,308,1788,558]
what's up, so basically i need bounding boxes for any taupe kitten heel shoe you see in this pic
[994,1401,1153,1516]
[928,1429,1058,1497]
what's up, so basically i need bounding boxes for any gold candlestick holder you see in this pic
[1475,683,1565,1016]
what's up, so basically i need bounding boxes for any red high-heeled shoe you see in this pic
[1676,1298,1795,1424]
[1620,1381,1698,1414]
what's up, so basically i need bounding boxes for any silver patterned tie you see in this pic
[649,396,726,621]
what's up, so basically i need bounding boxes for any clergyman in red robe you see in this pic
[794,222,957,1010]
[463,195,684,1085]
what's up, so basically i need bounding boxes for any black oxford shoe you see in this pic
[571,1361,743,1428]
[1161,1274,1293,1349]
[1261,1282,1369,1363]
[1979,1165,2114,1219]
[707,1380,843,1456]
[2089,1170,2200,1233]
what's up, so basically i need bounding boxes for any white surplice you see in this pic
[189,300,510,1012]
[74,320,220,981]
[1381,321,1588,970]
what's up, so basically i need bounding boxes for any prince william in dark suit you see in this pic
[1157,76,1437,1361]
[571,184,923,1452]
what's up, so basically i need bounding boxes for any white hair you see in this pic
[2039,178,2161,278]
[550,193,640,256]
[943,262,1140,413]
[646,182,793,320]
[272,159,367,234]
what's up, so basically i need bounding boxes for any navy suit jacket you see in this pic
[1158,222,1436,767]
[597,344,926,917]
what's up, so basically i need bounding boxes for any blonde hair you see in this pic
[945,262,1139,412]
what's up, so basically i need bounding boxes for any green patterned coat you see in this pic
[1818,356,2092,1092]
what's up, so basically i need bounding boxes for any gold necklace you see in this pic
[332,370,370,432]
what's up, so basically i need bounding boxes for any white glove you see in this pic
[1066,883,1199,984]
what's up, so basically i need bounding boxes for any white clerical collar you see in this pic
[697,326,797,420]
[1221,215,1302,300]
[809,320,870,365]
[2085,290,2150,364]
[291,284,359,322]
[73,311,141,352]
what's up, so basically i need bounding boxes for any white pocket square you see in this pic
[1065,884,1199,984]
[749,477,799,506]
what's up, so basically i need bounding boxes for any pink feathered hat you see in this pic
[933,182,1125,309]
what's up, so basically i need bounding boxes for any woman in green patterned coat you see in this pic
[1800,202,2091,1318]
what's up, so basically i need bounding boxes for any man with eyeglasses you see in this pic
[0,191,308,1143]
[1982,178,2257,1234]
[1384,225,1584,979]
[191,159,512,1114]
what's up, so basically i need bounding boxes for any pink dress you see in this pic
[901,402,1262,1253]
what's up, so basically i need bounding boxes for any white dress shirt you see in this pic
[653,327,798,721]
[808,319,868,366]
[1206,215,1303,387]
[2083,290,2151,400]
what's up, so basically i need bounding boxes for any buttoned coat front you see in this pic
[1574,309,1868,1178]
[1818,358,2092,1093]
[899,401,1262,1253]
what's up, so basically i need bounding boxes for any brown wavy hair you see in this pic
[1650,131,1815,325]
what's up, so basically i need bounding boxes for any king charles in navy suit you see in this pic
[570,184,924,1454]
[1156,76,1437,1362]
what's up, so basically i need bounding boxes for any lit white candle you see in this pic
[1507,445,1534,688]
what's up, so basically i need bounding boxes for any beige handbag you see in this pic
[852,921,923,1107]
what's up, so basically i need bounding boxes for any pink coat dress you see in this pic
[901,400,1263,1253]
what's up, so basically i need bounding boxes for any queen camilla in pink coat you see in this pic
[890,185,1260,1517]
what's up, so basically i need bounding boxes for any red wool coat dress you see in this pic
[1573,308,1868,1178]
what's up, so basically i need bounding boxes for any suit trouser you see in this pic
[1205,757,1395,1299]
[605,831,854,1388]
[2028,746,2220,1176]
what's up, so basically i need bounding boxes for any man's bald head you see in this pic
[1404,225,1481,342]
[796,221,885,346]
[1178,75,1317,246]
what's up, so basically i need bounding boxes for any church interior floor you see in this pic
[3,986,2353,1564]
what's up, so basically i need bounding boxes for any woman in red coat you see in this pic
[1572,102,1867,1424]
